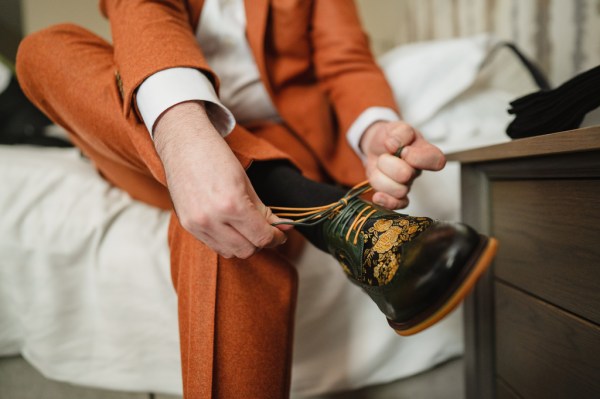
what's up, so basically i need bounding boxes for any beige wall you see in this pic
[21,0,600,84]
[356,0,600,84]
[22,0,110,41]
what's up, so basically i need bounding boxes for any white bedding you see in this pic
[0,147,180,392]
[0,145,464,396]
[0,35,536,396]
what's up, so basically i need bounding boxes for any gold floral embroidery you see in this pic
[373,253,399,285]
[373,219,393,232]
[359,215,432,286]
[372,226,402,253]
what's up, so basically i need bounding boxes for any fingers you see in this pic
[206,177,289,257]
[372,191,409,210]
[266,213,295,233]
[208,225,258,259]
[366,153,416,207]
[376,153,418,184]
[180,194,288,259]
[196,210,287,259]
[365,122,446,172]
[245,183,293,240]
[368,167,410,204]
[385,129,445,172]
[160,120,290,260]
[232,201,288,250]
[383,123,416,155]
[400,133,446,171]
[364,121,417,157]
[185,216,258,259]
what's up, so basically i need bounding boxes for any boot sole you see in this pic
[388,235,498,336]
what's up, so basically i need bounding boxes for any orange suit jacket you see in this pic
[98,0,400,397]
[100,0,399,185]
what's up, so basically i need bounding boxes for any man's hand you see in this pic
[154,101,290,259]
[360,120,446,210]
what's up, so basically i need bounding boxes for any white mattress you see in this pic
[0,145,464,396]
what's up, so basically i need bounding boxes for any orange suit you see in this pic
[16,0,399,397]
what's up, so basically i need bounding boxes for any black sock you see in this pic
[246,161,347,251]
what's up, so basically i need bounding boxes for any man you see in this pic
[16,0,495,397]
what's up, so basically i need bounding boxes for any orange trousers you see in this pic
[17,24,299,398]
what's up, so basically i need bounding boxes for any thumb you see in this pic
[243,180,293,247]
[267,212,294,232]
[246,179,294,232]
[245,174,294,231]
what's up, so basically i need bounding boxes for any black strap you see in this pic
[499,41,552,90]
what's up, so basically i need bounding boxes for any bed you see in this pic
[0,35,534,397]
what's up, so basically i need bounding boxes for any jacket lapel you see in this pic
[244,0,270,88]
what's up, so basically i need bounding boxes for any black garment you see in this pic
[0,75,69,147]
[507,65,600,139]
[246,161,347,251]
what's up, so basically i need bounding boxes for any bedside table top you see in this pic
[447,125,600,164]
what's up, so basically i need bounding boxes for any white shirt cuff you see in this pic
[136,67,236,138]
[346,107,401,162]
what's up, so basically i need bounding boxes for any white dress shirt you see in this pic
[136,0,399,158]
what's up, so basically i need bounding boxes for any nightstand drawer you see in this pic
[495,283,600,399]
[450,128,600,399]
[491,179,600,324]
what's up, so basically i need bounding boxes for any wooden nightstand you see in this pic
[448,126,600,399]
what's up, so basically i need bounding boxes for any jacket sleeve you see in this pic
[99,0,217,117]
[310,0,400,135]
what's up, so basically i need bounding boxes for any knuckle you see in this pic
[216,198,240,215]
[216,248,233,258]
[395,185,409,198]
[391,120,408,130]
[178,204,213,232]
[388,198,402,210]
[393,123,412,136]
[237,247,256,260]
[193,213,211,231]
[179,217,194,233]
[369,172,383,191]
[406,128,416,141]
[181,213,207,233]
[394,165,413,183]
[376,154,387,170]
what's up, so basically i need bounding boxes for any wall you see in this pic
[21,0,110,41]
[0,0,23,62]
[18,0,600,84]
[356,0,600,84]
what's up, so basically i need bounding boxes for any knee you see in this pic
[16,23,85,96]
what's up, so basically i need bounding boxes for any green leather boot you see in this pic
[272,184,497,336]
[320,197,497,335]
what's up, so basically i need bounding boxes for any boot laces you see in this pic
[271,180,377,245]
[270,147,403,245]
